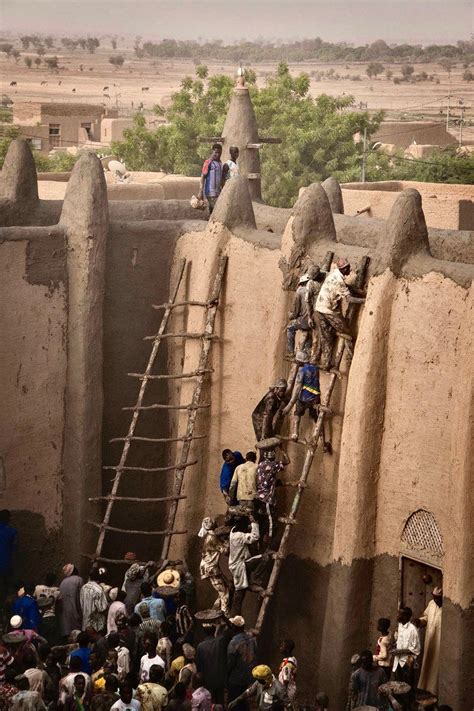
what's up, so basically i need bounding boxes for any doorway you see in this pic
[400,556,443,619]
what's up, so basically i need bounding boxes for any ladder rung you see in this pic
[122,403,209,411]
[89,494,187,503]
[103,460,197,473]
[278,516,297,525]
[152,300,209,310]
[127,369,214,380]
[82,554,153,565]
[109,434,207,444]
[143,332,218,341]
[88,521,187,536]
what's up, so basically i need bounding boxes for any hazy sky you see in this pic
[1,0,473,44]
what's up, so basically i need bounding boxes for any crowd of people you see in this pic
[0,253,449,710]
[0,550,308,711]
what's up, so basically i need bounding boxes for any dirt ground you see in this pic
[1,44,473,127]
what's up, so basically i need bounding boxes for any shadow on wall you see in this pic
[10,511,63,584]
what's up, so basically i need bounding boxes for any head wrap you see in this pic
[198,517,215,538]
[63,564,74,578]
[433,586,443,596]
[228,615,245,627]
[182,643,196,660]
[336,257,350,270]
[109,587,119,602]
[252,665,273,683]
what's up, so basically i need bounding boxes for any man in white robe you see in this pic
[416,586,443,695]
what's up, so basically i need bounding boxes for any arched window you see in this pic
[401,509,444,558]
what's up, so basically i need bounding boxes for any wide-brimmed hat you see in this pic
[229,615,245,627]
[156,585,180,598]
[10,615,22,630]
[156,569,180,588]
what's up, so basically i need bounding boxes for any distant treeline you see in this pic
[139,37,474,64]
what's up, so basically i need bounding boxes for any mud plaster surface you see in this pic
[0,240,67,533]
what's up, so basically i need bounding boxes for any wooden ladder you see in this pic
[86,255,228,566]
[253,254,370,634]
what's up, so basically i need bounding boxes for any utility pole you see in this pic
[361,127,367,183]
[446,93,451,131]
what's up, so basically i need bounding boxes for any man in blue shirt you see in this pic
[70,631,93,674]
[220,450,244,502]
[134,582,166,623]
[12,582,41,631]
[283,351,332,452]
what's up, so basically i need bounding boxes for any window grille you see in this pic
[401,509,444,557]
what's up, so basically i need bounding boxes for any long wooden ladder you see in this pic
[86,255,228,566]
[254,254,369,634]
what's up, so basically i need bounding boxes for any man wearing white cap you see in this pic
[315,258,365,370]
[286,272,312,358]
[415,586,443,695]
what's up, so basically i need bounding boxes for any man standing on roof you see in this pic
[286,273,312,359]
[222,146,240,183]
[198,143,223,215]
[315,258,365,371]
[252,380,288,442]
[282,350,331,451]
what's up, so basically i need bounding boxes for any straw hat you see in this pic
[156,568,180,588]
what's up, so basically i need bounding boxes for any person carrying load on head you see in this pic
[315,257,365,371]
[282,351,331,451]
[228,664,290,711]
[286,273,312,359]
[252,380,288,442]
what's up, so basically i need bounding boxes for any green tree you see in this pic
[112,63,382,206]
[196,64,208,79]
[45,56,59,70]
[111,38,118,50]
[45,36,54,49]
[366,61,384,78]
[12,49,21,63]
[109,54,125,69]
[20,36,31,50]
[37,45,45,57]
[0,126,20,167]
[24,56,32,68]
[463,69,474,81]
[34,57,42,67]
[0,43,13,58]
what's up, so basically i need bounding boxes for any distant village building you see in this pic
[13,101,119,153]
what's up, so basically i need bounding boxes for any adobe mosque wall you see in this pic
[1,132,473,708]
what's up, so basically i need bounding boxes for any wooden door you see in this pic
[401,556,443,619]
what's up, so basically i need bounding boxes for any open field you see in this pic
[1,44,473,140]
